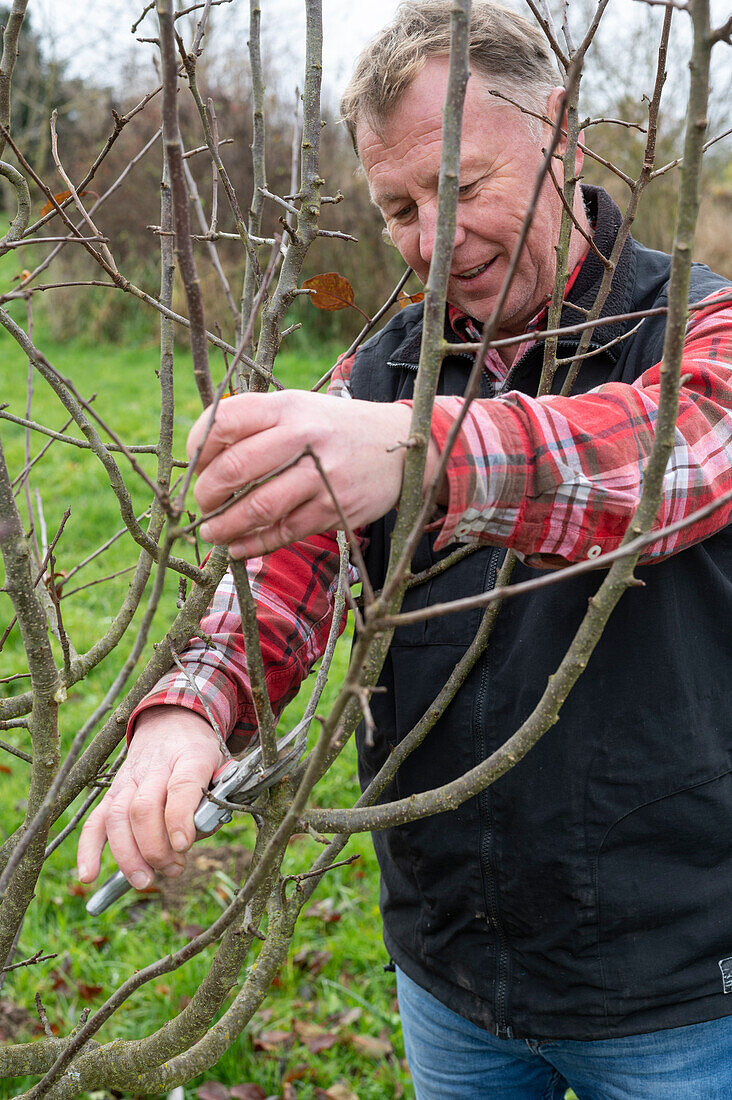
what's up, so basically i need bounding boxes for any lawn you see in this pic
[0,317,411,1099]
[0,317,581,1100]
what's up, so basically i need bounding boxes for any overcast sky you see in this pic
[26,0,405,101]
[22,0,732,123]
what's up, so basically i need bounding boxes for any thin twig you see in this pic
[0,951,57,975]
[376,485,732,629]
[303,446,373,605]
[0,740,32,763]
[282,854,359,893]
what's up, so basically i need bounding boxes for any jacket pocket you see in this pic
[596,769,732,1022]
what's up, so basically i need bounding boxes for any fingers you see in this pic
[77,753,219,889]
[77,803,111,885]
[106,785,162,889]
[188,391,414,553]
[187,392,283,475]
[228,496,335,559]
[195,424,310,520]
[78,769,182,889]
[199,464,323,548]
[127,768,188,881]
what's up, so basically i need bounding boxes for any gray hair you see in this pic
[340,1,558,153]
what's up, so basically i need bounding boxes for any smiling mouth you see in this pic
[453,258,495,281]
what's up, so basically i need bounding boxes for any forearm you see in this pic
[128,531,350,744]
[427,295,732,566]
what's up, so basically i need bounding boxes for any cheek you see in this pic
[390,226,422,266]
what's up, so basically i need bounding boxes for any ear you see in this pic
[545,86,584,180]
[545,86,568,150]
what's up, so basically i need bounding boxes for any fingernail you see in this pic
[129,871,152,890]
[77,863,88,881]
[163,863,184,878]
[171,830,188,852]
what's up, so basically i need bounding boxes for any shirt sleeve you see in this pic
[424,290,732,567]
[128,351,358,742]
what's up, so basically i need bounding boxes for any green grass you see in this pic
[0,320,410,1099]
[0,320,580,1100]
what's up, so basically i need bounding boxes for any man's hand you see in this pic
[77,707,225,889]
[188,391,442,558]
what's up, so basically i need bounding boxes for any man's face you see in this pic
[357,57,564,335]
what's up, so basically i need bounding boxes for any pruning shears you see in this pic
[85,716,310,916]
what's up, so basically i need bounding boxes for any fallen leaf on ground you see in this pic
[0,998,38,1042]
[252,1029,293,1052]
[293,1020,338,1054]
[346,1031,393,1058]
[328,1007,362,1029]
[229,1085,267,1100]
[196,1083,230,1100]
[292,947,331,977]
[304,898,341,924]
[283,1064,312,1084]
[76,982,104,1002]
[314,1085,359,1100]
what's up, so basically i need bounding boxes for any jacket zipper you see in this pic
[474,548,513,1039]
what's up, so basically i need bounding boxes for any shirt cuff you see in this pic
[126,666,257,747]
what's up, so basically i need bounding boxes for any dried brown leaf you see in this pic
[292,947,332,977]
[304,899,342,924]
[252,1029,293,1052]
[397,290,425,309]
[328,1006,362,1029]
[302,273,355,312]
[293,1020,339,1054]
[39,190,89,217]
[314,1085,359,1100]
[76,982,104,1003]
[229,1086,267,1100]
[346,1031,393,1058]
[282,1064,312,1084]
[196,1083,230,1100]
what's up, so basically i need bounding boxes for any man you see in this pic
[78,3,732,1096]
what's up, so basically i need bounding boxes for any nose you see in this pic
[418,202,468,267]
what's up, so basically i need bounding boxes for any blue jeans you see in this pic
[397,968,732,1099]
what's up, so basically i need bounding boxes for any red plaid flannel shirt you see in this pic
[130,286,732,741]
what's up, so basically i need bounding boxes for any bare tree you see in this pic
[0,0,730,1095]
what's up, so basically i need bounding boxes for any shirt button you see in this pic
[587,544,602,559]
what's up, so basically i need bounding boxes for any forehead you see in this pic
[356,59,531,204]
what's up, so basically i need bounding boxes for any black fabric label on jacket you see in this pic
[718,957,732,993]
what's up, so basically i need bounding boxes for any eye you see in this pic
[390,202,415,223]
[458,178,479,196]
